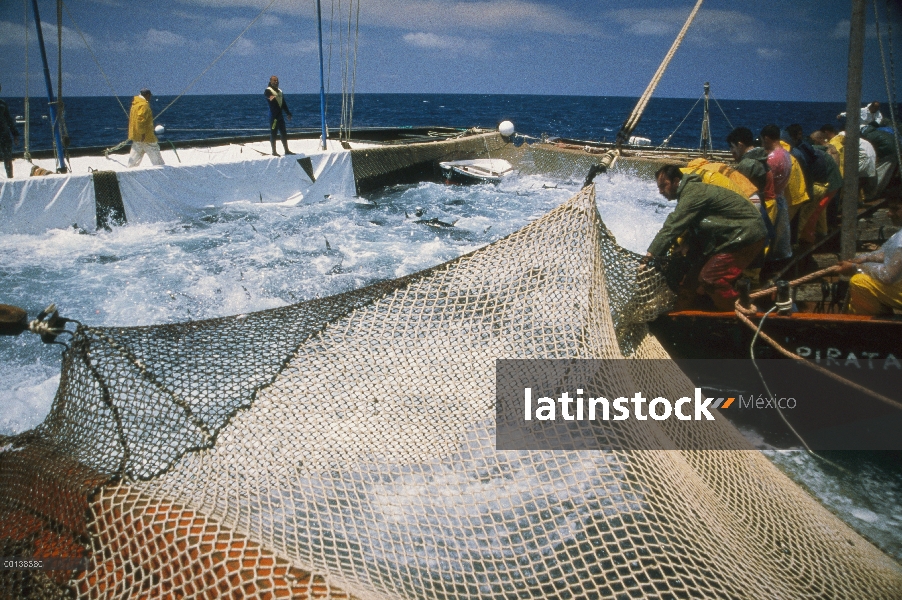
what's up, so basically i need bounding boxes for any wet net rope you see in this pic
[2,184,901,599]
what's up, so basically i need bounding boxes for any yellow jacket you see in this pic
[779,141,810,206]
[682,158,757,199]
[829,135,845,177]
[128,95,157,143]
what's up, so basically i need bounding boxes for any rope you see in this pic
[154,0,279,120]
[886,0,898,128]
[656,94,702,149]
[619,0,704,142]
[711,94,735,130]
[326,0,336,121]
[60,0,129,119]
[23,0,31,160]
[733,266,902,413]
[340,0,351,139]
[746,307,849,471]
[103,139,129,157]
[348,0,361,137]
[874,0,902,163]
[55,0,70,167]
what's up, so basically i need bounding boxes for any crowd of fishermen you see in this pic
[644,104,902,317]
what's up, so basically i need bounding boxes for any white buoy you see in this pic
[498,121,515,137]
[154,125,165,136]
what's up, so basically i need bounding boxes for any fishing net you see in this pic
[2,186,901,599]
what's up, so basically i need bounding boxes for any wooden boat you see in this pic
[650,309,902,362]
[439,158,513,185]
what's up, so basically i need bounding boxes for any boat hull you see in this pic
[650,310,902,361]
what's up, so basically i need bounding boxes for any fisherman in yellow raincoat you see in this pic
[128,88,164,167]
[837,193,902,315]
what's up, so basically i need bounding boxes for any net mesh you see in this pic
[2,186,901,599]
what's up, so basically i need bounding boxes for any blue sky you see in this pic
[0,0,900,102]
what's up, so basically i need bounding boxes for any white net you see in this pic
[1,186,900,599]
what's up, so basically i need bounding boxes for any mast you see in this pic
[699,82,711,157]
[30,0,66,173]
[841,0,866,260]
[316,0,327,151]
[617,0,704,146]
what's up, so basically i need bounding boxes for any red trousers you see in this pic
[676,240,766,311]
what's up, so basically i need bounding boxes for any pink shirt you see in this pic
[767,146,793,197]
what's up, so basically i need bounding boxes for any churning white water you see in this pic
[1,170,899,562]
[0,171,667,434]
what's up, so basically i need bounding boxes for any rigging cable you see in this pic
[886,0,899,124]
[656,94,702,148]
[348,0,361,137]
[710,94,735,130]
[23,0,31,161]
[60,0,129,119]
[340,0,350,139]
[55,0,71,170]
[618,0,704,143]
[154,0,280,120]
[874,0,902,163]
[325,0,337,127]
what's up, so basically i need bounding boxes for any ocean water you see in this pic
[1,94,900,563]
[5,93,853,153]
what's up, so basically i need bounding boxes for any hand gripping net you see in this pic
[2,187,901,599]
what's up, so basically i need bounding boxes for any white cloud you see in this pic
[176,0,600,37]
[402,31,490,55]
[212,14,281,30]
[231,37,257,56]
[831,19,878,39]
[756,47,783,59]
[0,20,95,50]
[626,20,674,37]
[610,9,757,45]
[145,28,189,47]
[403,32,457,49]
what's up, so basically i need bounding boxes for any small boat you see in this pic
[439,158,513,185]
[15,115,25,124]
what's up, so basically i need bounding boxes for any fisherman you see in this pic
[265,75,294,156]
[759,125,795,268]
[837,193,902,315]
[128,88,164,167]
[726,127,777,276]
[0,83,20,178]
[837,101,883,127]
[786,124,843,245]
[644,165,767,311]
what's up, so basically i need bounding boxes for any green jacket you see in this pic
[861,124,898,163]
[734,147,770,196]
[647,174,767,257]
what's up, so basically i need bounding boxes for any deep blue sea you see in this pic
[5,93,855,152]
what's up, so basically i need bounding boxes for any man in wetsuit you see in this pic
[265,75,294,156]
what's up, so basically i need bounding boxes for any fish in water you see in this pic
[416,218,457,229]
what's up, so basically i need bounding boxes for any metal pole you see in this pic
[316,0,327,151]
[841,0,866,260]
[30,0,66,173]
